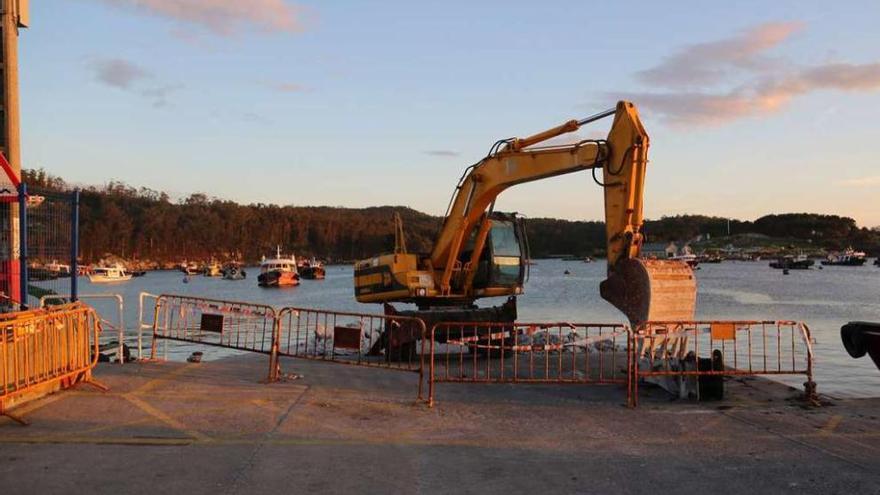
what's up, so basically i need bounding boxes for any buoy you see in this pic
[183,276,190,284]
[564,270,571,275]
[783,268,790,275]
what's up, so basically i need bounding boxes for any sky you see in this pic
[18,0,880,227]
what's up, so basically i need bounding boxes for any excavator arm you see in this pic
[429,101,695,325]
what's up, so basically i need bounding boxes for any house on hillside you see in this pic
[641,242,677,259]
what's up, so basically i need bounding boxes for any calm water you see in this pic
[70,259,880,399]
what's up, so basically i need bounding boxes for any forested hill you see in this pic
[23,169,880,263]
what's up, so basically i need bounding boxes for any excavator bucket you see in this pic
[600,258,696,326]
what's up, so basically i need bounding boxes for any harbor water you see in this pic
[68,259,880,399]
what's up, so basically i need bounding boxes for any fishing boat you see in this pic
[769,254,814,270]
[670,253,699,268]
[875,258,880,266]
[821,248,867,266]
[298,257,326,280]
[180,262,200,275]
[203,260,223,277]
[222,262,247,280]
[28,263,58,281]
[45,260,72,278]
[88,264,132,283]
[257,247,300,287]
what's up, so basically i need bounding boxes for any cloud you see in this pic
[637,22,803,88]
[88,57,182,107]
[619,22,880,126]
[96,0,303,36]
[90,58,150,89]
[621,62,880,125]
[266,82,308,93]
[836,176,880,187]
[140,84,184,108]
[424,150,460,157]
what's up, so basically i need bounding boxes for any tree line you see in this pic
[22,169,880,263]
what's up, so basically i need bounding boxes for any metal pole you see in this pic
[576,107,616,126]
[70,189,79,302]
[17,181,26,309]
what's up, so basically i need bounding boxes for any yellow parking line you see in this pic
[122,394,212,442]
[133,363,197,395]
[819,415,843,436]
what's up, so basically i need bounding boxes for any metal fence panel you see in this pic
[428,321,631,406]
[631,320,815,406]
[276,306,426,371]
[16,186,79,309]
[150,294,278,357]
[0,303,105,424]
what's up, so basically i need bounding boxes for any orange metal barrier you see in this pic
[631,320,816,406]
[149,294,278,381]
[1,303,106,425]
[428,321,631,406]
[275,306,426,399]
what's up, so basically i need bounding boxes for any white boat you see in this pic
[670,253,699,268]
[258,247,300,287]
[88,264,133,283]
[45,260,72,277]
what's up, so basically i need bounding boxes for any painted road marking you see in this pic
[819,415,843,436]
[122,393,213,442]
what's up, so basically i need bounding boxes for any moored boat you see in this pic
[298,257,326,280]
[222,262,247,280]
[670,253,699,268]
[203,261,223,277]
[45,260,72,278]
[180,262,200,275]
[257,247,300,287]
[88,264,133,283]
[769,254,814,270]
[821,248,867,266]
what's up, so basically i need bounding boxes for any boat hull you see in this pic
[88,275,133,283]
[769,260,814,269]
[300,266,326,280]
[821,259,867,266]
[258,270,300,287]
[222,268,247,280]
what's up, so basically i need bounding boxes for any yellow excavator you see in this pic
[354,101,696,352]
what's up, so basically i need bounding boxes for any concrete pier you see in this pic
[1,354,878,494]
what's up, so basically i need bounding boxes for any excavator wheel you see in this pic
[600,258,697,327]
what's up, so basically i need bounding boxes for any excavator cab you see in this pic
[463,212,528,294]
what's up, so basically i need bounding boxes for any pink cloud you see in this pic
[637,21,804,88]
[619,21,880,126]
[97,0,303,36]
